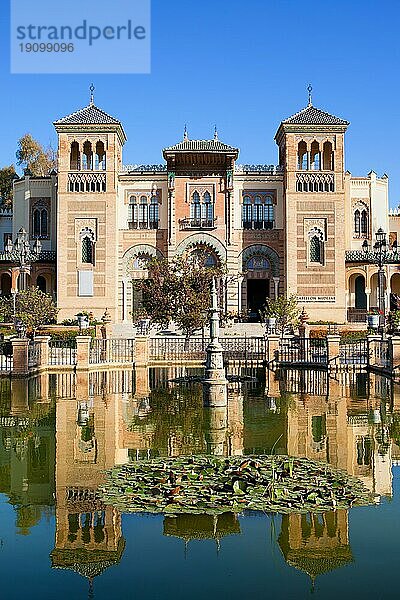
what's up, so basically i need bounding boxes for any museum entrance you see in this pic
[247,279,269,321]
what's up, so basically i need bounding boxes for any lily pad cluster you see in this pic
[99,455,374,515]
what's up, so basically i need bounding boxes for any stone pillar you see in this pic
[273,277,280,299]
[365,288,371,311]
[134,366,150,397]
[11,338,29,376]
[267,334,280,363]
[10,378,29,413]
[326,334,340,363]
[135,336,149,367]
[76,336,91,370]
[35,335,50,370]
[367,334,380,367]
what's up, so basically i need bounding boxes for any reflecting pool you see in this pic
[0,367,400,599]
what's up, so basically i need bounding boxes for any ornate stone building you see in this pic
[4,91,400,323]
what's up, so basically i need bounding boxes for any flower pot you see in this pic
[367,314,379,329]
[266,317,276,331]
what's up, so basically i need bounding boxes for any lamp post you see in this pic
[4,228,42,327]
[362,228,388,332]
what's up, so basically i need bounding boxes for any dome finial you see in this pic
[307,83,313,106]
[89,83,95,105]
[183,124,188,141]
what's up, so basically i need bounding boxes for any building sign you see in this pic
[297,296,336,303]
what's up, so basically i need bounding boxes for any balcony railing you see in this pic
[243,220,274,230]
[346,249,400,263]
[179,218,217,230]
[347,308,367,323]
[128,221,159,230]
[296,172,334,193]
[68,172,106,193]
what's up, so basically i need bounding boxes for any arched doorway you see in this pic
[0,273,11,296]
[239,245,280,321]
[245,255,271,321]
[37,275,47,293]
[122,245,163,322]
[390,273,400,310]
[354,275,367,309]
[370,272,386,309]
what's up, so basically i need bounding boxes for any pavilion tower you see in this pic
[275,89,349,321]
[54,87,126,322]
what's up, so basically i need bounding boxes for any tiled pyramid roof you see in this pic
[54,103,121,125]
[282,104,349,126]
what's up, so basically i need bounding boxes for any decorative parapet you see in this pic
[234,164,284,174]
[178,217,217,231]
[121,164,167,173]
[345,250,400,263]
[296,172,334,192]
[0,250,56,262]
[0,207,12,216]
[389,208,400,216]
[68,172,106,192]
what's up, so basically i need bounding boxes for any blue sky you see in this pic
[1,0,400,204]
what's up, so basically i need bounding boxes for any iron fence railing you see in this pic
[149,337,210,361]
[339,340,369,365]
[49,339,77,366]
[0,341,12,372]
[28,340,41,368]
[149,336,266,362]
[371,338,391,369]
[89,339,135,364]
[279,337,328,364]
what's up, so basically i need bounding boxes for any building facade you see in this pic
[4,94,400,324]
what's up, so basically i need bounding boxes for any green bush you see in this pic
[49,328,96,342]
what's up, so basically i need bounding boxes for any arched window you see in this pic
[94,141,106,170]
[190,191,201,223]
[82,236,94,264]
[242,196,252,228]
[128,196,137,229]
[242,194,274,230]
[361,210,368,235]
[82,141,93,170]
[70,141,80,170]
[264,196,274,228]
[139,195,148,229]
[149,196,159,229]
[203,191,213,225]
[298,141,308,170]
[354,209,360,235]
[33,207,48,238]
[310,141,320,170]
[322,141,333,170]
[310,236,322,263]
[253,196,263,230]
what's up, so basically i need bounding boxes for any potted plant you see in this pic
[367,309,380,330]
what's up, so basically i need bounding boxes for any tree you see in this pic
[133,253,224,341]
[16,134,56,177]
[0,287,58,334]
[262,294,300,337]
[0,165,16,207]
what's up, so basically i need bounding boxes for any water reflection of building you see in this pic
[268,369,394,498]
[278,510,353,585]
[50,370,132,588]
[163,513,241,553]
[0,376,55,535]
[3,365,400,580]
